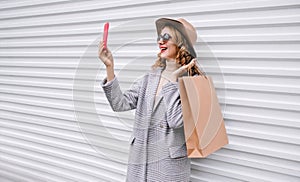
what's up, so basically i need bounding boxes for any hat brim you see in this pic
[155,18,196,58]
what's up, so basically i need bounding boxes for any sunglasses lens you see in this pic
[157,33,172,42]
[163,33,170,41]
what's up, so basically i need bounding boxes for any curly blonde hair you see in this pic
[152,25,202,76]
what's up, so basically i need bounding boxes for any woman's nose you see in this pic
[158,39,165,45]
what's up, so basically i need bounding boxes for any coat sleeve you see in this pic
[161,82,183,129]
[101,75,145,112]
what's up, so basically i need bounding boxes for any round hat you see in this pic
[155,17,197,58]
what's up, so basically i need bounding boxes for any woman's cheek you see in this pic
[168,46,177,59]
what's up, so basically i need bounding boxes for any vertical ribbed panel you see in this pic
[1,0,300,181]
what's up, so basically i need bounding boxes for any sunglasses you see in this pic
[157,33,172,42]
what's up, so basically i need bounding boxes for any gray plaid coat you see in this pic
[101,67,191,182]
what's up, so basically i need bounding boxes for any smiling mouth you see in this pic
[160,47,167,53]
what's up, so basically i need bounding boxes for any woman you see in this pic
[98,18,201,182]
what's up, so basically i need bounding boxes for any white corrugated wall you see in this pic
[1,0,300,181]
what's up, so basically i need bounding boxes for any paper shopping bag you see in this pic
[178,75,228,158]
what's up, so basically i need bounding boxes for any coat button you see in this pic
[160,124,164,128]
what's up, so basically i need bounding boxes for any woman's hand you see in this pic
[171,59,196,82]
[98,41,115,82]
[98,41,114,68]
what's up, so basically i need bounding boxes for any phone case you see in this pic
[103,22,109,49]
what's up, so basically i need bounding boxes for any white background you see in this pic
[0,0,300,181]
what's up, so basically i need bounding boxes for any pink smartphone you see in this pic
[103,22,109,49]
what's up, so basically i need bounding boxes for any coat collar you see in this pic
[148,67,164,112]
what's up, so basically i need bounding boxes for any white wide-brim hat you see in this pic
[155,17,197,58]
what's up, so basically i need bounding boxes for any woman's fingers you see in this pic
[99,41,109,56]
[99,41,108,52]
[98,41,107,61]
[99,41,106,54]
[98,40,114,67]
[182,59,196,71]
[187,59,196,69]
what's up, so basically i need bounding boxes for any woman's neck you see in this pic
[164,59,179,72]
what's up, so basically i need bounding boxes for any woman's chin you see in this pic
[160,54,170,60]
[160,53,166,58]
[162,57,175,62]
